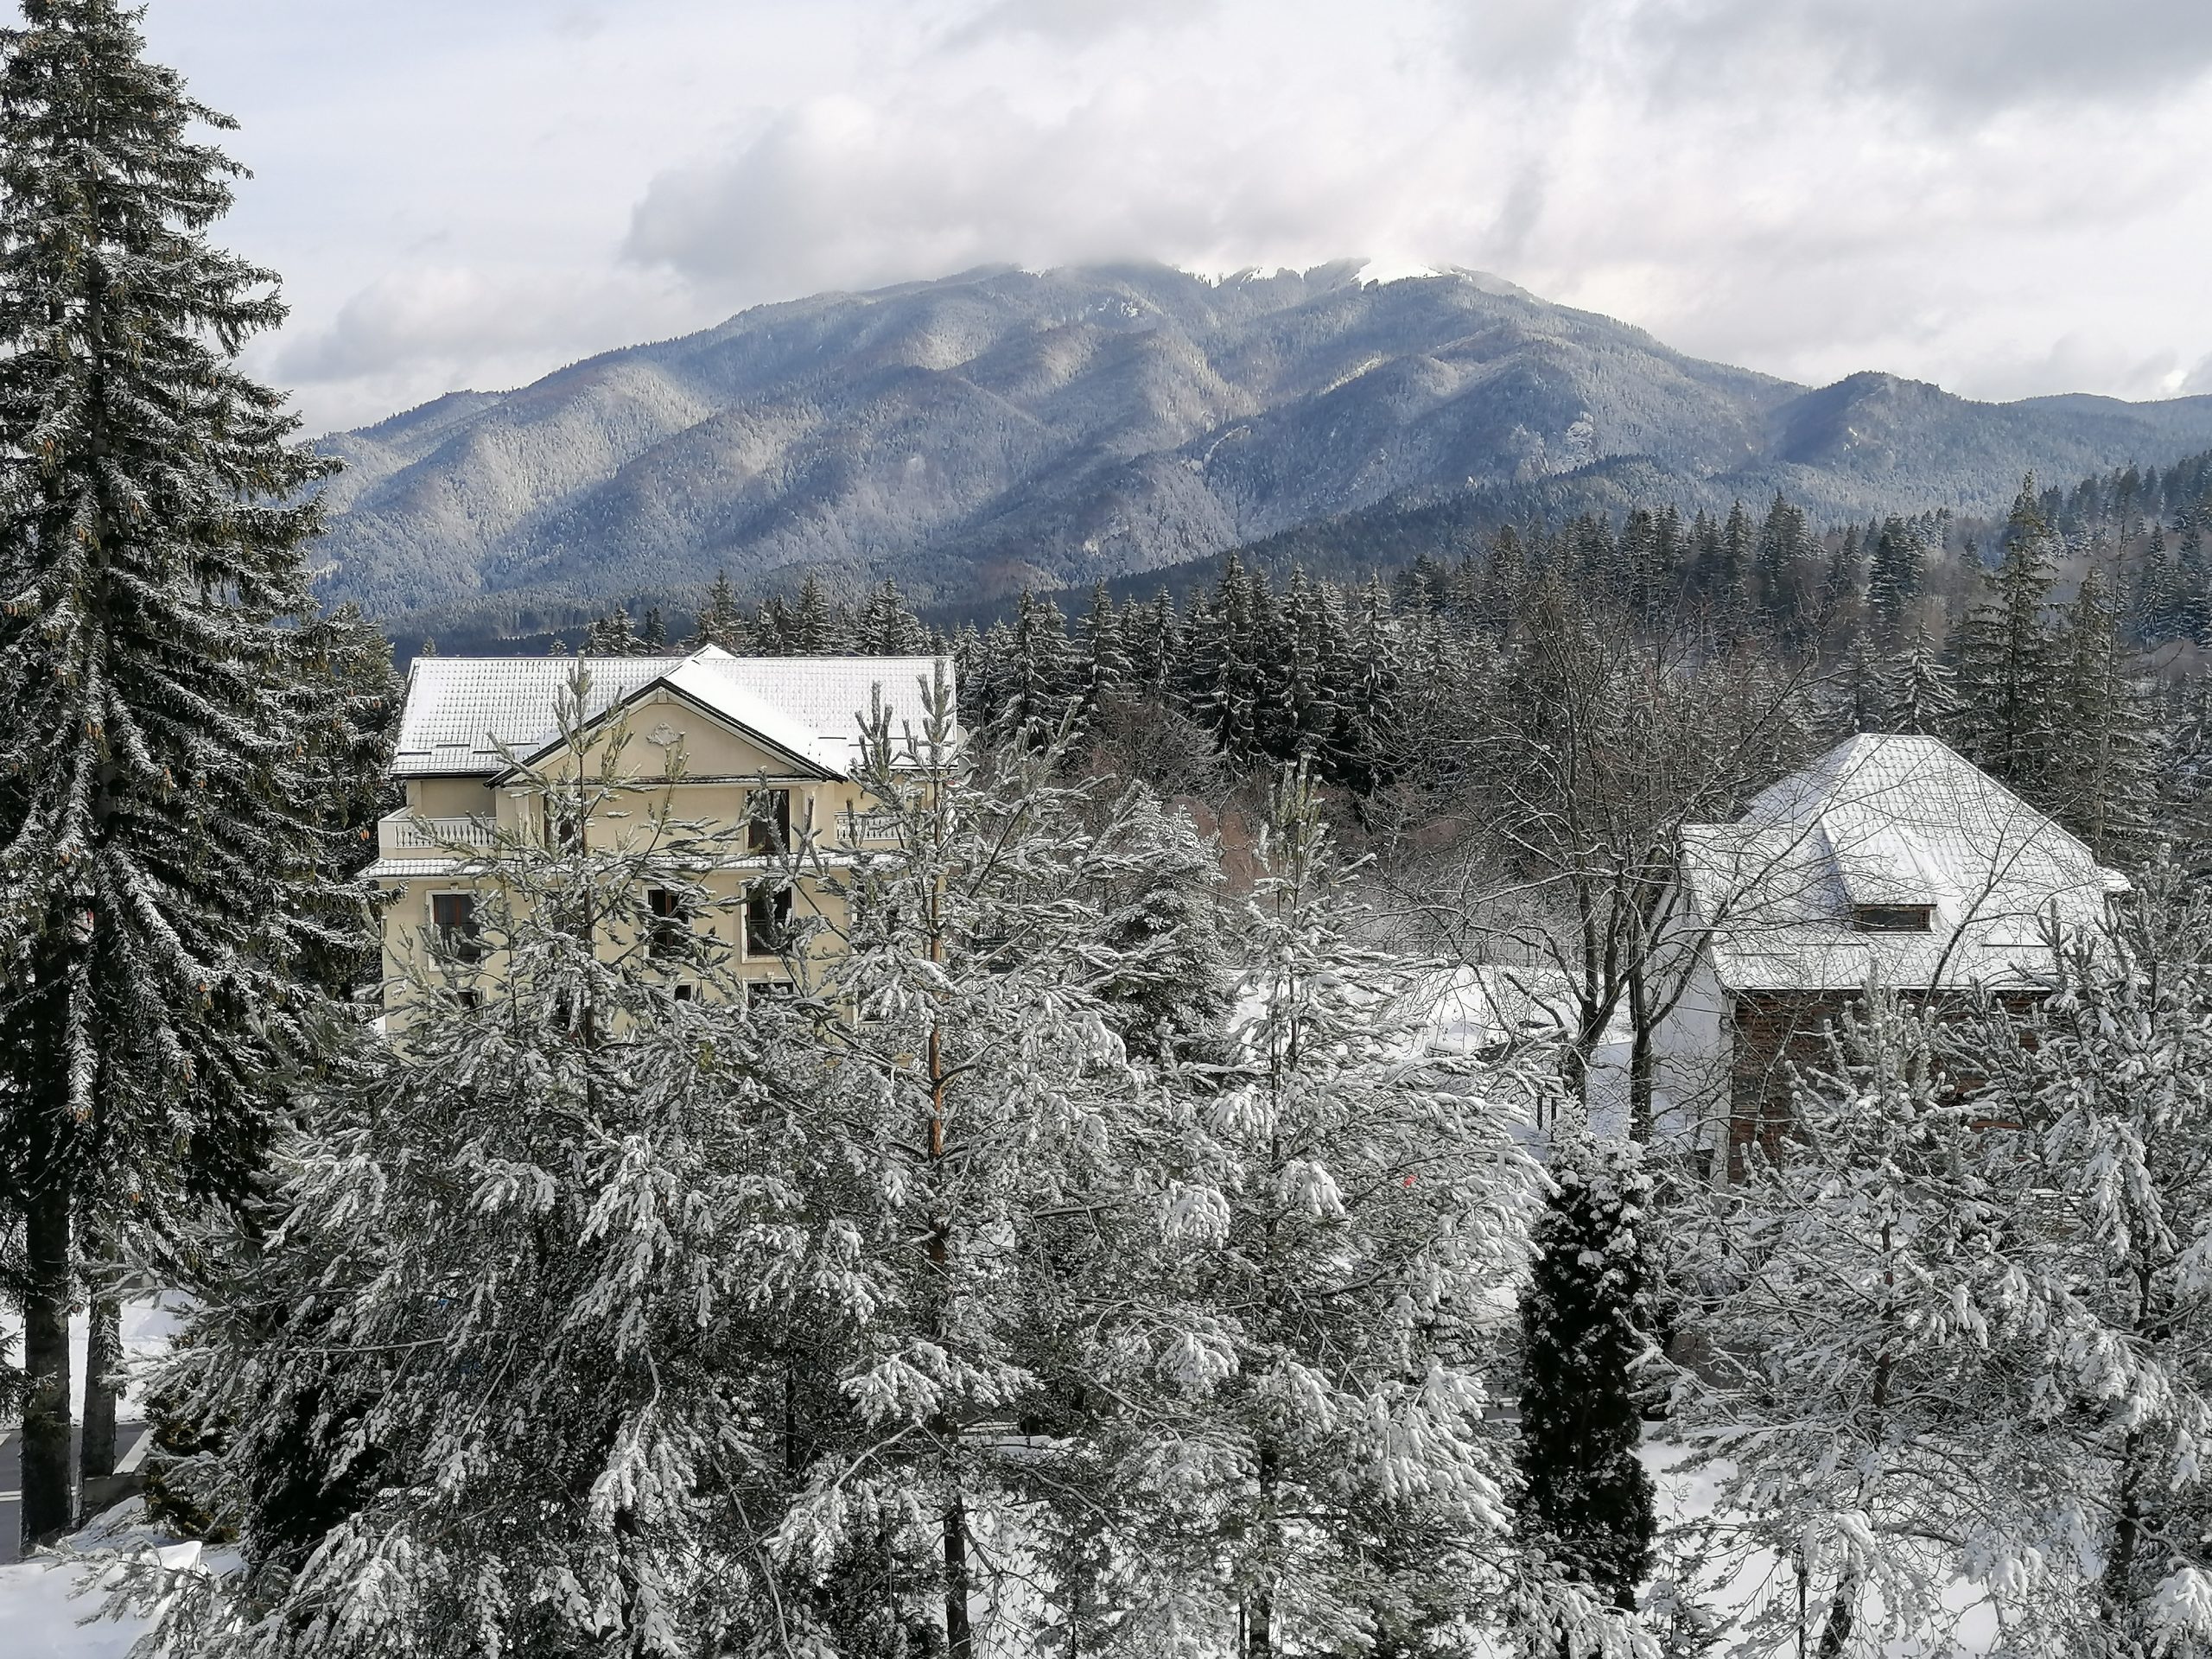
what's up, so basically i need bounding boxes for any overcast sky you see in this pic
[128,0,2212,435]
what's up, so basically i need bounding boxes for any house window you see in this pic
[747,977,796,1010]
[745,883,795,957]
[542,796,584,853]
[645,887,690,959]
[430,892,483,963]
[1853,904,1934,933]
[672,982,696,1003]
[748,788,792,855]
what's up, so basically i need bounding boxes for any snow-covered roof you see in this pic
[391,648,955,779]
[1680,734,2126,994]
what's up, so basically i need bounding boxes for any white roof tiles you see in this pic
[391,649,955,779]
[1681,734,2125,993]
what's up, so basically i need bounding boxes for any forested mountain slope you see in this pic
[309,262,2212,645]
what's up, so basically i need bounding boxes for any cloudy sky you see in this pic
[137,0,2212,435]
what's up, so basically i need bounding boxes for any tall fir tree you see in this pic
[687,568,750,651]
[2053,566,2158,864]
[790,572,838,655]
[1952,480,2062,800]
[1866,515,1924,650]
[0,0,334,1544]
[1516,1123,1657,1618]
[855,575,926,655]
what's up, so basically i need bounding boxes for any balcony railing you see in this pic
[837,809,905,846]
[379,812,500,859]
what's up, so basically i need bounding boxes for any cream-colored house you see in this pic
[368,645,952,1019]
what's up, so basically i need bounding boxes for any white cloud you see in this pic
[124,0,2212,435]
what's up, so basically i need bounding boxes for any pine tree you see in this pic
[1944,874,2212,1652]
[1001,589,1072,734]
[287,603,399,1001]
[753,593,794,654]
[583,602,641,654]
[1102,767,1622,1654]
[2052,566,2158,864]
[1335,573,1402,798]
[1952,480,2061,799]
[1753,493,1811,639]
[132,675,824,1653]
[1882,623,1958,737]
[688,569,750,651]
[1185,553,1264,766]
[855,575,926,655]
[1517,1122,1657,1617]
[1866,515,1924,650]
[0,0,335,1545]
[1073,578,1128,734]
[770,676,1193,1655]
[790,572,837,655]
[1673,990,2061,1656]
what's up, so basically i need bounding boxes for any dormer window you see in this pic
[1853,904,1933,932]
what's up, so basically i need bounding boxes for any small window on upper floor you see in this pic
[1853,903,1934,933]
[645,887,690,959]
[430,892,484,963]
[748,787,792,855]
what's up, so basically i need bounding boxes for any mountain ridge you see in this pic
[303,262,2212,645]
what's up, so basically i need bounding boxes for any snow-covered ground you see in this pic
[0,1500,209,1658]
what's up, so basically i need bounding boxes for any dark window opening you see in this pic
[456,988,480,1012]
[431,892,483,963]
[746,884,795,957]
[748,977,795,1008]
[1853,903,1934,933]
[748,788,793,855]
[645,887,690,958]
[672,982,696,1003]
[543,796,584,852]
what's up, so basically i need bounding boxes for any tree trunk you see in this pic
[20,1166,76,1549]
[943,1491,973,1658]
[1249,1441,1278,1658]
[1627,964,1656,1143]
[79,1284,122,1484]
[1814,1569,1859,1658]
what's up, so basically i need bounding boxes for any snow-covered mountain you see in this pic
[308,261,2212,640]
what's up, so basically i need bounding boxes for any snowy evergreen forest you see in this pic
[14,4,2212,1657]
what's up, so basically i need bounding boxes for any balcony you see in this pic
[837,809,905,846]
[378,811,500,860]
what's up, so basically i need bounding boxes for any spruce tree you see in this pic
[134,678,821,1654]
[0,0,333,1545]
[1516,1122,1657,1618]
[790,572,837,654]
[583,602,640,654]
[1952,480,2061,799]
[1073,578,1128,734]
[688,568,750,651]
[2053,567,2158,865]
[855,575,925,655]
[1882,623,1959,737]
[1866,515,1924,650]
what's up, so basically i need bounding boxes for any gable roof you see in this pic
[1681,734,2126,993]
[391,648,955,779]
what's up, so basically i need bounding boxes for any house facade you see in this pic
[367,646,951,1020]
[1649,734,2127,1176]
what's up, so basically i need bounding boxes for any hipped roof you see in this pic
[1681,734,2126,994]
